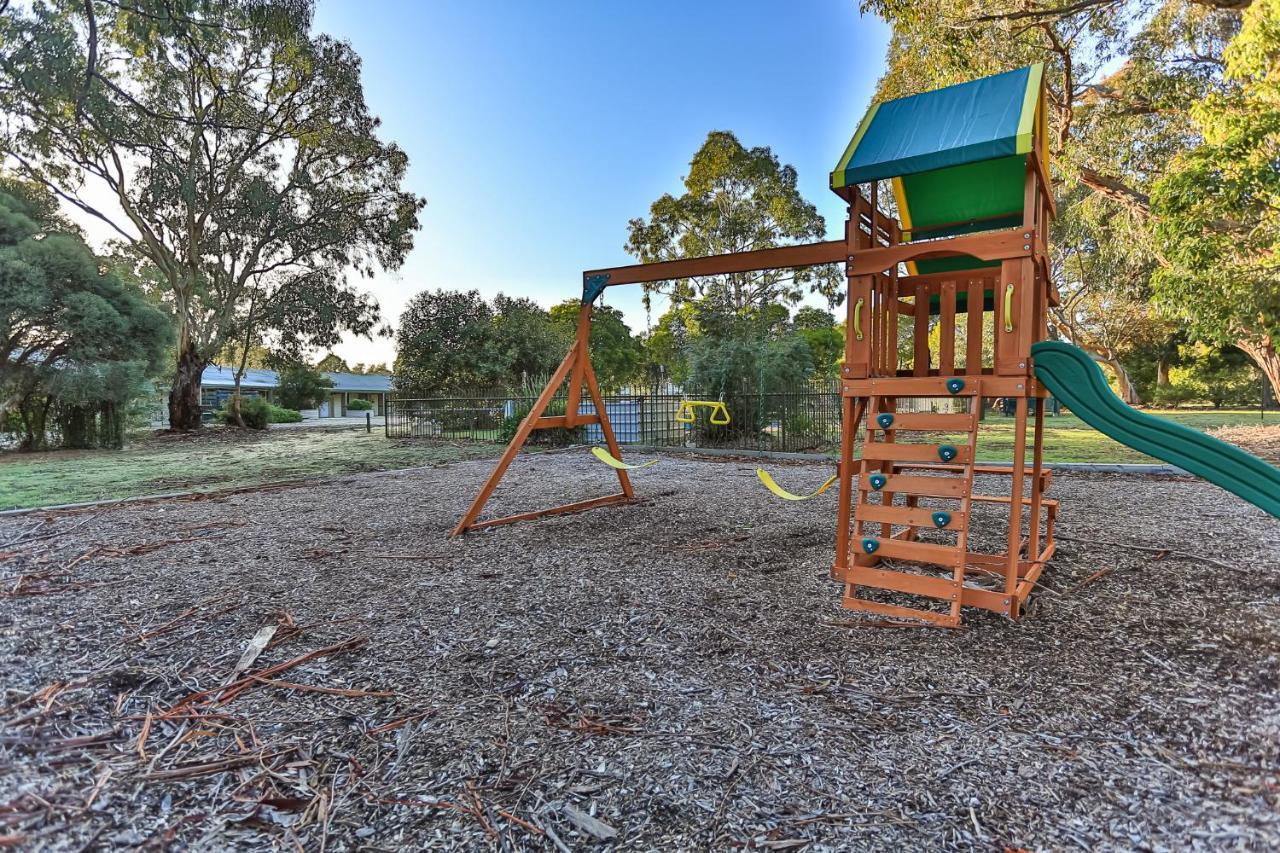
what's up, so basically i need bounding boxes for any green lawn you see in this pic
[1,409,1268,511]
[950,409,1270,463]
[0,428,505,511]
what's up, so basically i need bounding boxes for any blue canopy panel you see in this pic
[831,65,1045,274]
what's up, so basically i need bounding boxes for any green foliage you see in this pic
[218,396,272,430]
[216,398,298,429]
[687,327,813,439]
[1161,344,1262,409]
[346,398,373,411]
[1151,0,1280,394]
[0,1,424,428]
[487,294,564,382]
[499,398,582,446]
[549,300,644,391]
[276,365,334,411]
[395,289,496,395]
[0,183,170,450]
[625,131,841,326]
[793,308,843,377]
[267,405,303,423]
[315,353,351,373]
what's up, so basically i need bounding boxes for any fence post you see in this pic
[367,411,372,433]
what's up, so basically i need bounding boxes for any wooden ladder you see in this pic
[838,382,982,627]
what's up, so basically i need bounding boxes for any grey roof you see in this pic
[200,365,393,392]
[201,365,279,390]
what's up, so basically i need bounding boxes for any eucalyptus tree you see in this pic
[625,131,841,323]
[0,0,424,429]
[1152,0,1280,397]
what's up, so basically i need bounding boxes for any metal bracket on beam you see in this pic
[582,273,610,305]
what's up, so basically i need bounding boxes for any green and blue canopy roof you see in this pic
[831,64,1047,276]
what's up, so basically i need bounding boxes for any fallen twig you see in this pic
[159,636,368,718]
[245,675,396,699]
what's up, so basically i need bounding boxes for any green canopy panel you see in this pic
[832,65,1046,273]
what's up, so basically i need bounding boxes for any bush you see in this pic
[216,396,271,429]
[277,365,334,410]
[347,398,373,411]
[499,399,582,446]
[267,405,302,423]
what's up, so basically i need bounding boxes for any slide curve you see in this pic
[1031,340,1280,519]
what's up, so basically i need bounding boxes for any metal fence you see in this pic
[386,380,967,455]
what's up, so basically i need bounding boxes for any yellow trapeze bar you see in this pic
[756,469,838,501]
[675,400,730,425]
[591,446,657,470]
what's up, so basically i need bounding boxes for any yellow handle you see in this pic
[854,297,865,341]
[675,400,731,426]
[1003,283,1015,333]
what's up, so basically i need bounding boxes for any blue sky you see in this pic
[314,1,892,365]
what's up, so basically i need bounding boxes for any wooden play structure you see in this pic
[453,65,1280,626]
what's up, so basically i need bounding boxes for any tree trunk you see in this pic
[169,339,207,431]
[1097,356,1142,406]
[1237,337,1280,407]
[230,374,245,428]
[1157,355,1173,388]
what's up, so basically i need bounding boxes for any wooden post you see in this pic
[564,302,591,424]
[1005,395,1028,600]
[582,355,634,499]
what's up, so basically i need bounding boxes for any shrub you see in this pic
[216,396,271,429]
[499,399,582,446]
[1151,382,1198,409]
[267,405,302,423]
[347,398,373,411]
[277,365,333,410]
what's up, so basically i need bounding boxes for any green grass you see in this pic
[944,409,1270,464]
[1,408,1268,511]
[0,428,505,511]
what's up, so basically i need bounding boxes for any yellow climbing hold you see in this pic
[591,446,657,470]
[756,469,838,501]
[675,400,730,425]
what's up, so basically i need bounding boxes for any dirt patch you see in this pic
[1,453,1277,850]
[1208,423,1280,465]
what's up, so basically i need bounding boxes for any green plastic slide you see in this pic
[1031,340,1280,519]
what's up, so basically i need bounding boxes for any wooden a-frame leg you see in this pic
[451,346,578,536]
[581,354,634,499]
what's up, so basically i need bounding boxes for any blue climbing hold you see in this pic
[868,473,887,491]
[861,537,879,555]
[938,444,958,462]
[946,378,966,395]
[931,510,952,528]
[876,413,895,429]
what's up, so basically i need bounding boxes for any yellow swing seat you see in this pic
[591,446,658,470]
[756,469,838,501]
[675,400,730,425]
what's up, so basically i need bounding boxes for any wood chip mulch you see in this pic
[1,452,1277,850]
[1208,424,1280,465]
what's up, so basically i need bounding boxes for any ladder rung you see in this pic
[838,562,960,594]
[840,593,960,627]
[866,537,964,567]
[855,503,965,530]
[862,442,972,464]
[860,474,967,498]
[868,412,974,432]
